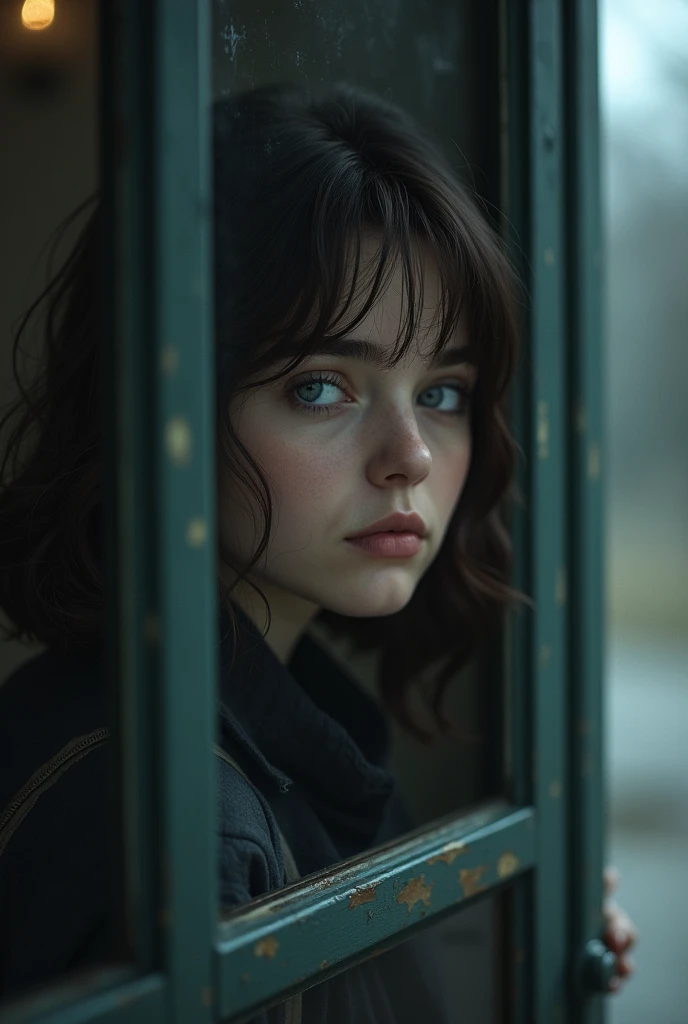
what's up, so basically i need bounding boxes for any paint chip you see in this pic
[186,518,207,547]
[427,842,469,866]
[161,347,179,373]
[459,866,488,898]
[254,935,279,958]
[165,417,192,465]
[349,885,377,909]
[397,874,434,913]
[497,852,519,879]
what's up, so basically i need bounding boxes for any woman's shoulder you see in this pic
[0,648,112,998]
[215,748,287,904]
[0,650,285,995]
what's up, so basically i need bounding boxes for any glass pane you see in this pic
[210,0,513,933]
[0,0,127,1009]
[234,893,507,1024]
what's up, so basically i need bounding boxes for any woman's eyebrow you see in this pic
[305,338,474,368]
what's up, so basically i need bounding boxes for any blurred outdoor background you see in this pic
[601,0,688,1021]
[0,0,686,1019]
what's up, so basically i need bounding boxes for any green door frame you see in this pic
[2,1,609,1022]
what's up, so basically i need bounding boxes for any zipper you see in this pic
[0,727,111,859]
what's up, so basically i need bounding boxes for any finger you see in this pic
[616,956,636,978]
[604,866,621,895]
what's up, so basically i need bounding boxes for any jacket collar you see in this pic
[216,601,395,834]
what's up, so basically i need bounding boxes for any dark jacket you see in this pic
[0,604,450,1021]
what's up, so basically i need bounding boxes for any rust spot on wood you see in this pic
[186,517,208,547]
[537,401,549,459]
[200,986,213,1008]
[165,417,192,465]
[497,851,519,879]
[427,841,469,865]
[254,935,279,958]
[397,874,434,913]
[459,865,488,897]
[349,884,377,909]
[319,960,329,970]
[161,347,179,374]
[240,973,250,984]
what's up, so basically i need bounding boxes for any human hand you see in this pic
[602,865,639,993]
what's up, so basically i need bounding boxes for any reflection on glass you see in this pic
[211,79,523,922]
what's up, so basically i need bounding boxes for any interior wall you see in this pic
[0,0,97,684]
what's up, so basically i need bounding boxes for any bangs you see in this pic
[237,174,515,397]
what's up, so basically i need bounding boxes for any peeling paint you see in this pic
[254,935,279,958]
[537,400,549,458]
[459,865,488,898]
[319,960,329,970]
[186,518,207,547]
[396,874,434,912]
[348,885,377,909]
[165,417,192,465]
[427,841,469,865]
[497,851,519,879]
[160,347,179,373]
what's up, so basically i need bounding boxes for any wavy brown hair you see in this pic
[0,82,528,739]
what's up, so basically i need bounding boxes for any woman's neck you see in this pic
[223,575,320,664]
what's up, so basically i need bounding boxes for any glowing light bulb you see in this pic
[21,0,55,31]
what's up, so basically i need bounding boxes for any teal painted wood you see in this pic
[100,0,161,981]
[499,0,535,1018]
[1,975,166,1024]
[564,2,607,1021]
[103,1,217,1021]
[215,804,536,1020]
[151,0,217,1020]
[529,2,570,1020]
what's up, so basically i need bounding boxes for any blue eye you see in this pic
[288,373,346,415]
[286,373,473,417]
[418,384,471,414]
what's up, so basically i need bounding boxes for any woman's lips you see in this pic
[344,532,423,557]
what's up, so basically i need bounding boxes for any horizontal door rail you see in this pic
[2,972,167,1024]
[215,801,536,1020]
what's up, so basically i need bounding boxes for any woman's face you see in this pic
[219,235,476,637]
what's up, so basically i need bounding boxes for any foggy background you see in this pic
[602,1,688,1021]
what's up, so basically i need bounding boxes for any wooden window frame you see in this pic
[2,1,607,1022]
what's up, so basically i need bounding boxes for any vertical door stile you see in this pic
[565,1,607,1020]
[500,0,534,1018]
[154,0,217,1020]
[105,1,217,1020]
[529,0,570,1020]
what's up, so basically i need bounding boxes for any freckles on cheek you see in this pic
[252,432,340,508]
